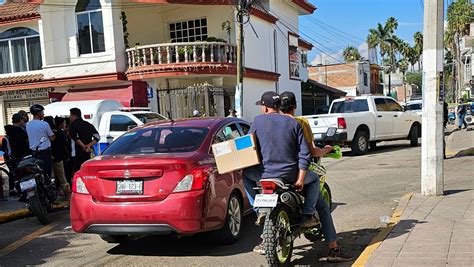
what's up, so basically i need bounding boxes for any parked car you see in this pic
[45,100,166,153]
[70,117,252,244]
[403,100,423,117]
[304,96,422,155]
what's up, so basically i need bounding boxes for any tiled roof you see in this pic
[0,1,40,25]
[0,74,44,86]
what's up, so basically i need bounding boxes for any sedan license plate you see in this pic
[116,180,143,195]
[20,179,36,192]
[254,194,278,208]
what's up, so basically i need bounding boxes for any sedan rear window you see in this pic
[330,100,369,113]
[102,127,209,155]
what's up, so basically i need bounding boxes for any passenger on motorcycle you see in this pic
[244,91,320,227]
[280,91,353,262]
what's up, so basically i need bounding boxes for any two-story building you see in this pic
[460,21,474,98]
[0,0,315,132]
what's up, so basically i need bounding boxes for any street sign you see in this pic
[146,86,154,98]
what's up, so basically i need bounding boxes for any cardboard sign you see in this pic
[212,134,260,174]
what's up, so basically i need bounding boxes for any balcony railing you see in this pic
[126,42,237,69]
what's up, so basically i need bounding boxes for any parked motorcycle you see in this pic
[14,137,57,225]
[253,127,342,266]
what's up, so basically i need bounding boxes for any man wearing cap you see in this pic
[227,109,237,118]
[245,91,319,228]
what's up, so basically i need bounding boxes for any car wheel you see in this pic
[212,193,242,245]
[99,234,128,243]
[351,131,369,156]
[409,125,419,147]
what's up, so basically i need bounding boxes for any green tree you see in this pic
[343,46,361,62]
[413,32,423,70]
[445,0,472,101]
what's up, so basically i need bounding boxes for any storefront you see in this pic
[0,88,51,130]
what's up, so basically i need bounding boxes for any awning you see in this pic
[61,82,148,107]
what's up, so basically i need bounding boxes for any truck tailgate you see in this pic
[303,114,339,136]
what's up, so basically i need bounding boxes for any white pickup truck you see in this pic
[304,95,421,155]
[45,100,166,153]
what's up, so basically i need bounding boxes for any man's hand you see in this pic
[294,177,304,191]
[324,145,333,154]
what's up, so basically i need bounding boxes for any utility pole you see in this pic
[235,0,246,118]
[421,0,444,196]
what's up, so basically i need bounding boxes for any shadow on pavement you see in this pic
[107,214,262,257]
[444,189,472,196]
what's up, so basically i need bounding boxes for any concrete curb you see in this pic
[352,192,414,267]
[0,200,69,223]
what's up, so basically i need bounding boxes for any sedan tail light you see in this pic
[72,173,90,195]
[173,166,213,193]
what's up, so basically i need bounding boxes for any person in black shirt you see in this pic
[2,113,29,195]
[69,108,100,173]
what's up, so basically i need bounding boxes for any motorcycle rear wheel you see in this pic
[30,193,49,225]
[263,205,293,266]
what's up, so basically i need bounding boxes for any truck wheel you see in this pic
[409,125,419,147]
[351,131,369,156]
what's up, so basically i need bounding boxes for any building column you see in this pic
[212,77,225,117]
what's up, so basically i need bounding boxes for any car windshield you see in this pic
[405,103,422,111]
[330,99,369,113]
[102,127,209,155]
[133,113,167,124]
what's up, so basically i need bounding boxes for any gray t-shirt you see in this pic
[26,119,54,151]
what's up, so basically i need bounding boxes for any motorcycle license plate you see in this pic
[116,180,143,195]
[254,194,278,208]
[20,179,36,192]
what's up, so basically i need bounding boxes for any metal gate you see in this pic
[157,83,230,119]
[4,98,50,124]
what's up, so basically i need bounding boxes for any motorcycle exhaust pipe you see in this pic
[280,192,299,210]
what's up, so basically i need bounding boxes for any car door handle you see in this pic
[377,115,383,118]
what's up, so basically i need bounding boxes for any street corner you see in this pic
[352,192,414,267]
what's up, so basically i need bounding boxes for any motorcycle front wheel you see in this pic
[30,193,49,225]
[263,205,293,266]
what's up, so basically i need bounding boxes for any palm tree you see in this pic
[343,46,361,62]
[445,0,472,101]
[413,32,423,70]
[367,17,399,95]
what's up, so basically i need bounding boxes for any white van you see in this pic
[44,100,166,153]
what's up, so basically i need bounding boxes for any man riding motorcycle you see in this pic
[280,91,352,262]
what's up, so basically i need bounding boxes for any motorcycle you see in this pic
[14,137,57,225]
[253,127,342,266]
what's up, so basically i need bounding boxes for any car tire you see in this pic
[409,125,419,147]
[212,193,242,245]
[99,234,128,243]
[351,131,369,156]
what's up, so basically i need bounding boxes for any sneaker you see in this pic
[327,247,353,263]
[255,212,266,225]
[301,214,320,228]
[253,242,265,255]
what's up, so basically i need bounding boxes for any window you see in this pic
[103,127,209,155]
[169,18,208,43]
[330,100,369,113]
[374,98,389,111]
[110,115,137,132]
[238,123,250,135]
[288,34,300,79]
[0,27,42,74]
[363,72,368,86]
[385,98,403,112]
[222,123,241,140]
[76,0,105,55]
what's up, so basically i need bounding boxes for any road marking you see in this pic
[352,192,413,267]
[0,200,69,223]
[0,214,67,257]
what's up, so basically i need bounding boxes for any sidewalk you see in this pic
[366,190,474,267]
[445,125,474,157]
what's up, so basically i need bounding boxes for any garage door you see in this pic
[4,99,50,125]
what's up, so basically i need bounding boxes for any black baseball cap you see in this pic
[280,91,297,107]
[255,91,281,108]
[12,113,24,123]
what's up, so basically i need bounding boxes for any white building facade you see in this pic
[0,0,315,130]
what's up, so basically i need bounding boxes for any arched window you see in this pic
[0,27,42,74]
[76,0,105,55]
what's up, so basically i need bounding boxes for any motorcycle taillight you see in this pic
[260,181,277,194]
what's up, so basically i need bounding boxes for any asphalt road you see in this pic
[0,140,472,267]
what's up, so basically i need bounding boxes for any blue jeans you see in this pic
[243,166,318,215]
[458,113,467,128]
[316,189,337,244]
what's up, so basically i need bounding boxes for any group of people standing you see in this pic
[2,104,99,199]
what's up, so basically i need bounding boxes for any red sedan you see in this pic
[70,117,252,244]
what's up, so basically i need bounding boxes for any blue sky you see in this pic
[301,0,425,64]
